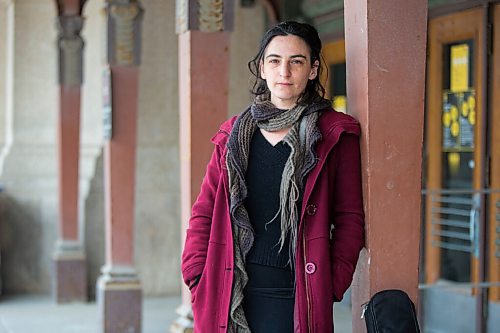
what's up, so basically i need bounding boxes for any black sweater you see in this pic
[243,129,295,333]
[244,129,294,289]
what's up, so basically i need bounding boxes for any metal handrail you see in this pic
[419,281,500,290]
[432,240,472,253]
[422,188,500,195]
[422,189,500,255]
[431,218,470,228]
[432,229,472,241]
[432,206,471,217]
[431,196,473,205]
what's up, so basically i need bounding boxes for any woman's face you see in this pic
[260,35,318,109]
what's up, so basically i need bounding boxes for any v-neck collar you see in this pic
[254,128,291,157]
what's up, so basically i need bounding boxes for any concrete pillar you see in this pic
[343,1,428,332]
[53,0,88,303]
[171,1,233,332]
[96,1,144,332]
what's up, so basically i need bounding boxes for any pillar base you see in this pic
[170,303,194,333]
[53,240,87,303]
[97,265,142,333]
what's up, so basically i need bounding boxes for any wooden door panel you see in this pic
[425,8,484,285]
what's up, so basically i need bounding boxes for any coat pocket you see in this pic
[192,241,228,332]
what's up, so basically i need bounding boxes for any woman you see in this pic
[182,21,365,333]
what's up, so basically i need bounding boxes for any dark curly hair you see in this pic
[248,21,326,106]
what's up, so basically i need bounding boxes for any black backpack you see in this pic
[362,289,421,333]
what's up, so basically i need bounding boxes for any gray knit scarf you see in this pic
[226,94,330,332]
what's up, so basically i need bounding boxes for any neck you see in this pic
[271,97,297,110]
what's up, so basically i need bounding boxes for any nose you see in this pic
[279,61,291,77]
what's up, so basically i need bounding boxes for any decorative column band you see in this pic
[106,0,144,66]
[57,15,84,86]
[176,0,234,34]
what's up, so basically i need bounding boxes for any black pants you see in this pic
[243,263,295,333]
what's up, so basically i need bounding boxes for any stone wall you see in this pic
[0,0,61,294]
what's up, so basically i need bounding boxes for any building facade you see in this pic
[0,0,497,332]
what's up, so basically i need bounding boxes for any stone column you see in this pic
[343,1,428,332]
[96,1,144,332]
[53,0,88,303]
[171,1,233,332]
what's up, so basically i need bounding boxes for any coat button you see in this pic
[306,204,317,216]
[305,262,316,274]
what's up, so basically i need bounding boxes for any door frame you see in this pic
[424,7,486,285]
[322,39,345,100]
[488,4,500,302]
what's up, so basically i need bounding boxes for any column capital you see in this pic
[176,0,234,34]
[105,0,144,66]
[56,14,84,86]
[57,14,84,37]
[55,0,87,16]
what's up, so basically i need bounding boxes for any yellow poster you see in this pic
[450,44,469,93]
[332,95,347,113]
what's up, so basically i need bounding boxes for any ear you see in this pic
[260,60,266,80]
[309,60,319,80]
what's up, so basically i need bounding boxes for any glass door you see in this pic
[424,7,484,288]
[423,5,500,332]
[322,40,346,113]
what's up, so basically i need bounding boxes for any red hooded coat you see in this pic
[182,108,365,332]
